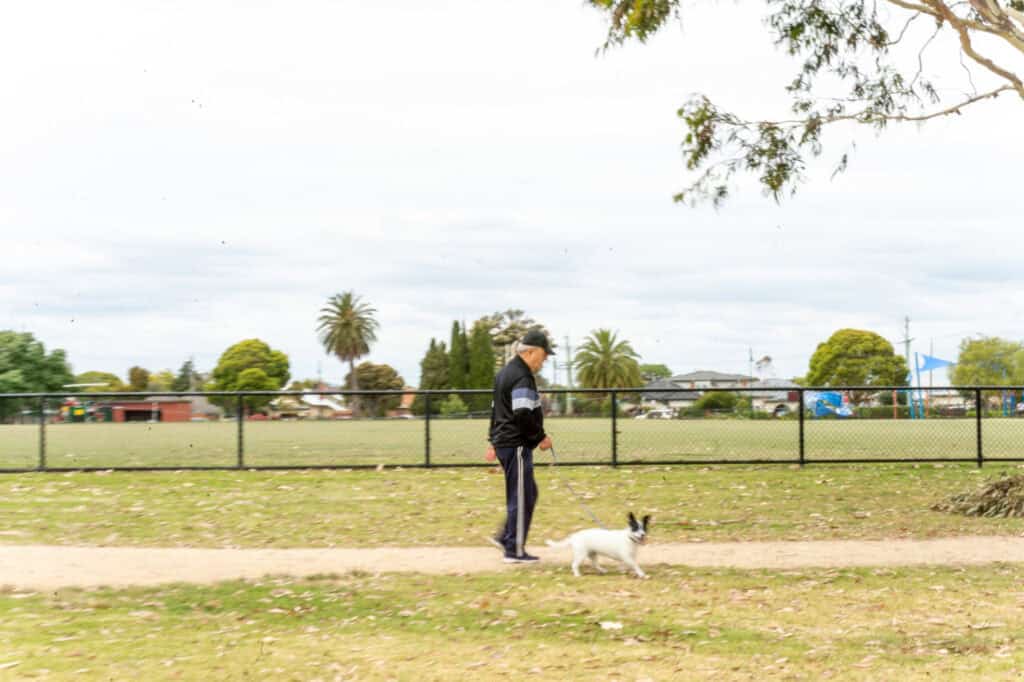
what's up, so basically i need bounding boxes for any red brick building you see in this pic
[102,398,193,423]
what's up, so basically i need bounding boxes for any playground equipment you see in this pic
[804,391,853,418]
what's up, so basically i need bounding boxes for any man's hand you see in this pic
[485,445,497,462]
[538,436,552,451]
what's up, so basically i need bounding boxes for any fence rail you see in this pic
[1,386,1023,472]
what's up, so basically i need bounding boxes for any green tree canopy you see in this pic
[171,359,200,392]
[805,329,908,403]
[209,339,290,412]
[234,367,283,412]
[475,310,553,368]
[344,362,405,417]
[575,329,643,389]
[72,371,126,392]
[693,391,738,412]
[439,394,469,417]
[412,339,450,415]
[951,337,1024,386]
[448,321,470,390]
[0,331,74,420]
[288,378,323,391]
[639,364,672,382]
[588,0,1024,206]
[317,291,379,415]
[467,321,497,411]
[147,370,176,392]
[127,366,150,392]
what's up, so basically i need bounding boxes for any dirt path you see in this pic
[3,536,1024,589]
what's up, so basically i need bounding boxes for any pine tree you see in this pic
[448,321,469,390]
[412,339,450,415]
[172,359,197,392]
[467,322,496,412]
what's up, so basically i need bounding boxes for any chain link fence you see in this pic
[2,387,1023,471]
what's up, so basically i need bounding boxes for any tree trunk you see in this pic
[349,358,360,417]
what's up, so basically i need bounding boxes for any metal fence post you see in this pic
[38,397,47,471]
[798,389,805,467]
[975,388,983,468]
[237,394,245,469]
[611,390,618,467]
[424,394,431,468]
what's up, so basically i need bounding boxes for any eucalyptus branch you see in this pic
[587,0,1023,205]
[930,0,1024,94]
[735,86,1010,126]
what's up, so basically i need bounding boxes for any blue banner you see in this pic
[918,354,955,373]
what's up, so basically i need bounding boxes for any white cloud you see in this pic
[0,0,1019,387]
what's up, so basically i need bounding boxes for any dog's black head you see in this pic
[627,512,651,544]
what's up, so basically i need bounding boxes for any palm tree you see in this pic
[575,329,642,389]
[317,292,379,415]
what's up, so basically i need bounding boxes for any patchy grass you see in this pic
[1,565,1024,680]
[3,416,1024,469]
[2,464,1024,548]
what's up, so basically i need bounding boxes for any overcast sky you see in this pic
[2,1,1020,388]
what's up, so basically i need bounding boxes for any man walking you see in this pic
[486,330,554,563]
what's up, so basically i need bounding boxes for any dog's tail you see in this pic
[545,537,571,549]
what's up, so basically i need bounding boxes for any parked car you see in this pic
[634,409,675,420]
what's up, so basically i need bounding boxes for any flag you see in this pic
[918,354,955,373]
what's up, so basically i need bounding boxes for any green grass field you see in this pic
[3,416,1024,469]
[3,566,1024,680]
[3,464,1024,548]
[4,425,1024,679]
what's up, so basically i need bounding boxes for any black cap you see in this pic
[521,330,555,355]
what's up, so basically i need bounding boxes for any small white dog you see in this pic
[546,512,651,578]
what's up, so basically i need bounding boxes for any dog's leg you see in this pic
[623,557,646,579]
[571,547,584,577]
[589,553,607,574]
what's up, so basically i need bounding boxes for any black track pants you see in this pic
[495,446,538,556]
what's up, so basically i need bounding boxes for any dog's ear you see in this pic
[628,512,638,530]
[642,515,651,529]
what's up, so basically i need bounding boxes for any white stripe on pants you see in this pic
[516,446,524,556]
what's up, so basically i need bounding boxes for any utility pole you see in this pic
[899,316,916,418]
[929,338,934,389]
[564,335,574,417]
[899,316,914,365]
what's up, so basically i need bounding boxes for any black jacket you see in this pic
[488,355,546,449]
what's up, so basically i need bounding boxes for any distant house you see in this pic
[386,387,417,418]
[268,395,309,420]
[671,371,757,389]
[303,394,352,419]
[189,396,224,421]
[640,372,800,416]
[925,388,970,413]
[640,378,701,411]
[742,378,802,415]
[268,393,352,420]
[639,370,757,410]
[94,397,193,422]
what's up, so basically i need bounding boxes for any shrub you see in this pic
[439,395,469,417]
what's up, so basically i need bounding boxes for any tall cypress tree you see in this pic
[448,321,469,391]
[467,322,496,412]
[412,339,449,415]
[171,359,197,392]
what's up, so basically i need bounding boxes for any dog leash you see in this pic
[548,445,607,529]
